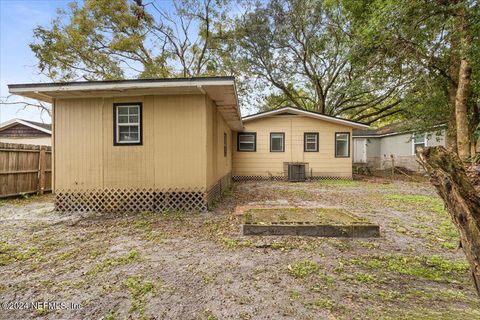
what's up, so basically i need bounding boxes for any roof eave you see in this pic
[0,119,52,135]
[242,107,370,129]
[8,78,243,131]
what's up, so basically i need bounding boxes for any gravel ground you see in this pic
[0,178,479,320]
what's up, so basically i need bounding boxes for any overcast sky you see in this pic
[0,0,253,125]
[0,0,74,124]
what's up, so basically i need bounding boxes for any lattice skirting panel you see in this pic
[206,172,232,206]
[55,188,208,213]
[232,175,352,181]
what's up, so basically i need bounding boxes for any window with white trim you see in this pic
[412,133,427,154]
[114,104,142,145]
[237,132,256,151]
[304,132,319,152]
[335,132,350,157]
[270,132,285,152]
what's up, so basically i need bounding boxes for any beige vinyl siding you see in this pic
[233,115,353,177]
[102,96,154,188]
[55,98,104,190]
[54,95,208,191]
[152,95,207,189]
[206,96,232,189]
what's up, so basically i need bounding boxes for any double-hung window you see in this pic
[270,133,285,152]
[114,103,142,145]
[237,132,256,151]
[304,132,319,152]
[412,133,427,154]
[335,132,350,157]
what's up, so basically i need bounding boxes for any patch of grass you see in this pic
[90,249,104,259]
[203,309,218,320]
[103,310,116,320]
[287,259,318,279]
[343,272,376,284]
[222,238,252,249]
[404,288,474,304]
[246,207,369,225]
[436,220,459,249]
[124,275,155,318]
[326,239,353,252]
[276,188,315,199]
[384,194,445,214]
[396,226,408,234]
[317,179,359,187]
[271,240,296,251]
[381,308,480,320]
[87,250,140,277]
[313,298,335,310]
[289,289,301,300]
[378,289,403,302]
[0,241,39,266]
[36,307,49,316]
[312,272,335,291]
[56,248,80,262]
[348,254,469,283]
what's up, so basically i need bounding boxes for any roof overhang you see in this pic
[8,77,243,130]
[242,106,370,129]
[0,118,52,135]
[352,124,447,138]
[353,133,399,138]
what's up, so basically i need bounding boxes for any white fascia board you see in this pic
[242,107,370,129]
[8,79,235,94]
[0,119,51,134]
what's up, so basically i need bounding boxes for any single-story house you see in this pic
[233,107,369,180]
[0,118,51,146]
[352,123,446,172]
[8,77,367,213]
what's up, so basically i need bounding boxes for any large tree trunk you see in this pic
[448,86,458,153]
[455,4,472,160]
[455,58,472,160]
[447,38,459,153]
[418,146,480,296]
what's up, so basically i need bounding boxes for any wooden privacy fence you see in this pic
[0,142,52,198]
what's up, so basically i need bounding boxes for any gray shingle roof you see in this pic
[22,119,51,131]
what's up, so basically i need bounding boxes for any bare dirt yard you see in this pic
[1,178,479,320]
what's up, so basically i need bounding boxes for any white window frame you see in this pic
[304,132,319,152]
[115,104,141,145]
[270,132,285,152]
[412,133,427,155]
[335,132,350,158]
[237,132,256,152]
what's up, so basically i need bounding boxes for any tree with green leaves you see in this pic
[227,0,410,124]
[30,0,230,81]
[343,0,479,158]
[22,0,480,151]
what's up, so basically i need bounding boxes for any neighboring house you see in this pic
[233,107,368,179]
[352,123,447,172]
[8,77,366,213]
[0,118,51,146]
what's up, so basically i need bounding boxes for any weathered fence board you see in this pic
[0,142,52,198]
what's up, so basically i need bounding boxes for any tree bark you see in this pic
[447,92,458,153]
[418,146,480,296]
[455,57,472,160]
[447,37,459,153]
[454,4,472,160]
